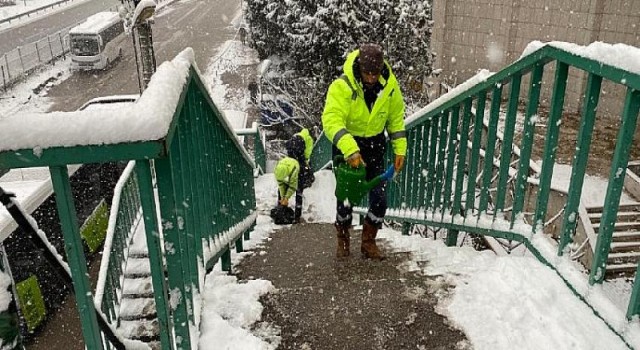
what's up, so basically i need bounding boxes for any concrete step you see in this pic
[586,203,640,214]
[122,276,154,298]
[612,231,640,242]
[610,241,640,252]
[607,251,640,265]
[119,296,157,321]
[593,221,640,233]
[588,211,640,224]
[605,263,638,278]
[118,319,159,340]
[124,257,151,279]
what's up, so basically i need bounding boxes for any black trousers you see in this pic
[334,132,387,228]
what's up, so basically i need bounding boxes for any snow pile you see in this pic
[0,48,195,152]
[521,41,640,76]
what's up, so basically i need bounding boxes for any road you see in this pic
[0,0,119,56]
[45,0,241,112]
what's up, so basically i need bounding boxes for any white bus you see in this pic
[69,12,126,70]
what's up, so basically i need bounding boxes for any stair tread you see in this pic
[608,251,640,259]
[119,297,157,318]
[118,319,159,339]
[605,263,638,271]
[612,231,640,238]
[588,211,640,219]
[131,226,151,253]
[592,221,640,230]
[124,257,151,276]
[586,203,640,213]
[122,276,154,296]
[611,241,640,248]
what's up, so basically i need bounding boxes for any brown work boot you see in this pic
[361,221,385,260]
[335,224,350,258]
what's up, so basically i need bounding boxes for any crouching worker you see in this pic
[270,136,307,224]
[289,128,316,198]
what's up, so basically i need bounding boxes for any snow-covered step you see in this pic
[119,297,157,320]
[610,241,640,252]
[605,263,639,276]
[588,211,640,224]
[592,221,640,233]
[124,257,152,279]
[129,223,151,256]
[586,203,640,213]
[612,231,640,241]
[122,276,154,298]
[607,251,640,266]
[119,319,159,339]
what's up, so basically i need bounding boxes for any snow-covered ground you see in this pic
[0,0,95,30]
[1,0,640,348]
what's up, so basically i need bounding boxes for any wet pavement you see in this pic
[236,223,468,350]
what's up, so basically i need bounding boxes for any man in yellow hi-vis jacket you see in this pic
[321,43,407,260]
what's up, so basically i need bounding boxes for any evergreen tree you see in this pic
[245,0,434,127]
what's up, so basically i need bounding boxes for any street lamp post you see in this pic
[129,0,157,93]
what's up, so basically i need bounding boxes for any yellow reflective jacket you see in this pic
[321,49,407,158]
[296,128,314,162]
[274,157,300,199]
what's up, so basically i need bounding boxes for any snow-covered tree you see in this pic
[245,0,434,127]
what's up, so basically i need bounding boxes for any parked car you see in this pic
[78,94,139,110]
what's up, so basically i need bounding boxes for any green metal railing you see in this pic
[236,122,267,174]
[94,161,141,330]
[313,44,640,345]
[0,53,257,349]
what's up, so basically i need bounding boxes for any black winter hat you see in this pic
[285,135,305,159]
[358,43,384,75]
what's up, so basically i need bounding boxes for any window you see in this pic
[100,21,124,46]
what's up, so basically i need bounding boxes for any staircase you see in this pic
[117,224,160,349]
[585,203,640,277]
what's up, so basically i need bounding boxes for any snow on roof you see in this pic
[0,48,196,153]
[521,41,640,76]
[69,11,121,35]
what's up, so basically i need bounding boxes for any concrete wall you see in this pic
[431,0,640,116]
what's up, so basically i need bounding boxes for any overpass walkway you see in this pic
[236,222,467,350]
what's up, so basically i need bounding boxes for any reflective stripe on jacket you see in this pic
[274,157,300,199]
[296,128,314,162]
[321,49,407,158]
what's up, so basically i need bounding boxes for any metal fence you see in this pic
[0,2,119,92]
[0,0,75,25]
[0,27,71,91]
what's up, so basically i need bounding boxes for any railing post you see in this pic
[558,73,602,254]
[478,85,503,215]
[17,47,25,75]
[154,157,193,350]
[465,91,487,216]
[533,62,568,232]
[511,63,544,228]
[589,88,640,284]
[135,160,175,350]
[47,35,55,64]
[35,41,42,63]
[494,73,522,216]
[627,262,640,319]
[447,99,473,246]
[59,33,66,59]
[1,65,6,92]
[49,165,104,350]
[3,54,9,81]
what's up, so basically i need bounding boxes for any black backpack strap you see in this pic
[339,75,357,101]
